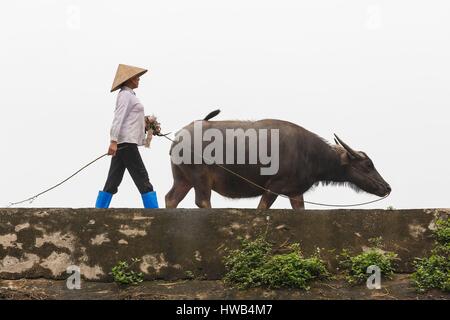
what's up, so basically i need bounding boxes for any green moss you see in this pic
[224,239,329,290]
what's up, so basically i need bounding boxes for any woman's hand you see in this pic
[108,141,118,156]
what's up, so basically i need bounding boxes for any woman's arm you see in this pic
[108,92,131,155]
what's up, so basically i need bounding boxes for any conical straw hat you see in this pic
[111,64,148,92]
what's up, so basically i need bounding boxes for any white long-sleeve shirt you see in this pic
[110,86,146,146]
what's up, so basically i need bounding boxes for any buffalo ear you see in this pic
[346,150,356,160]
[339,149,352,165]
[338,146,355,166]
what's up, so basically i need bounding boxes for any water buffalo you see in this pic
[165,111,391,209]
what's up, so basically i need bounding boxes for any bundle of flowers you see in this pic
[144,115,162,148]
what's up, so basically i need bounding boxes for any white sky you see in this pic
[1,0,449,209]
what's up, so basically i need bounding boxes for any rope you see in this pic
[5,133,389,209]
[5,146,128,208]
[161,135,390,208]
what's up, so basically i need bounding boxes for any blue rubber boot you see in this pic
[95,191,113,208]
[141,191,159,209]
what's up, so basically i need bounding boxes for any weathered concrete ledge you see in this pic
[0,208,448,282]
[2,276,449,300]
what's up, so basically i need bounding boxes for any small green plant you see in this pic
[368,236,384,248]
[223,237,271,289]
[412,218,450,293]
[386,206,395,211]
[111,258,144,285]
[185,270,195,279]
[224,238,329,290]
[260,245,330,290]
[435,218,450,245]
[338,237,398,285]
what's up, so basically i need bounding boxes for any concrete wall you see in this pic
[0,208,448,282]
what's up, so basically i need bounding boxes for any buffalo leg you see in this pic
[289,194,305,210]
[257,192,278,209]
[165,181,192,208]
[191,169,213,208]
[194,185,212,208]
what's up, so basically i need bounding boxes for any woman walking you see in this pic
[95,64,158,208]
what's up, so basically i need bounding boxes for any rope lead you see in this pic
[6,136,389,208]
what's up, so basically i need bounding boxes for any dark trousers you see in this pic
[103,143,153,195]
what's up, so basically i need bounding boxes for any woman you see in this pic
[95,64,158,208]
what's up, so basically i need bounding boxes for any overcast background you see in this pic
[1,0,449,209]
